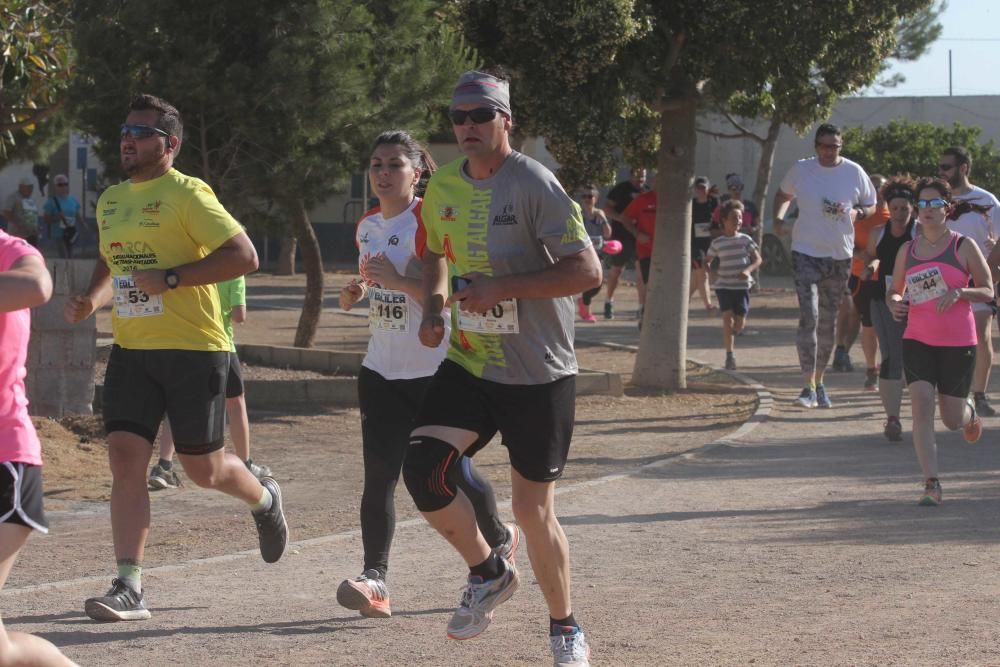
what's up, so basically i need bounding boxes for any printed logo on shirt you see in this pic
[388,235,399,246]
[102,208,116,216]
[103,240,157,268]
[142,200,162,214]
[493,203,517,226]
[359,231,370,245]
[441,206,457,222]
[138,219,160,228]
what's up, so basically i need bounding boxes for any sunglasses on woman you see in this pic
[448,107,501,125]
[915,198,948,209]
[120,124,170,140]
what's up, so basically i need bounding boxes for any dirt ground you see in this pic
[13,275,755,592]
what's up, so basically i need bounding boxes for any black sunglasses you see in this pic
[449,107,501,125]
[938,163,956,172]
[120,124,169,140]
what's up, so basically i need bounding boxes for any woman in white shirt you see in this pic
[336,130,516,619]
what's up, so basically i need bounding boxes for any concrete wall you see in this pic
[694,95,1000,218]
[26,259,97,417]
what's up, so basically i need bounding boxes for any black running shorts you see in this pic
[902,339,976,398]
[608,222,636,268]
[851,279,880,328]
[226,352,245,399]
[102,345,229,455]
[0,462,48,533]
[414,360,576,482]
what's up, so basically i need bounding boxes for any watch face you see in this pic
[165,271,179,287]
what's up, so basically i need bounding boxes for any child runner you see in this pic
[706,200,762,370]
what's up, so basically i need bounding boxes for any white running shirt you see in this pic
[780,157,876,261]
[355,199,447,380]
[947,185,999,255]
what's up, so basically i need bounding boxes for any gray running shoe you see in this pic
[883,418,903,442]
[551,625,591,666]
[245,459,272,479]
[603,301,613,320]
[864,368,878,391]
[85,578,151,622]
[495,523,520,564]
[794,388,817,408]
[446,558,519,640]
[816,384,833,409]
[724,355,737,371]
[252,477,288,563]
[975,395,997,417]
[148,463,180,490]
[337,569,391,618]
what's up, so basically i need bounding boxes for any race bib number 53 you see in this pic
[112,275,163,318]
[457,299,519,334]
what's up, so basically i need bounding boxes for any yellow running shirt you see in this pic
[97,169,242,351]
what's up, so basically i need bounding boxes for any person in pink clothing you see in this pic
[888,177,993,507]
[0,230,77,666]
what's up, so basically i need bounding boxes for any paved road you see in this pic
[6,273,1000,666]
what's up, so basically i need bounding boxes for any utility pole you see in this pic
[949,49,953,96]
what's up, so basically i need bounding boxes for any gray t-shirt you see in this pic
[423,151,591,384]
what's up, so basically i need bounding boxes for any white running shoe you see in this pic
[551,625,591,666]
[446,558,519,640]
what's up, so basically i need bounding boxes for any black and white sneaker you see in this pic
[84,578,151,621]
[253,476,288,563]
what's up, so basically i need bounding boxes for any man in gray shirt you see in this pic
[404,69,600,666]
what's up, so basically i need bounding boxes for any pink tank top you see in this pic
[902,231,976,347]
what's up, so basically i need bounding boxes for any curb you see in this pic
[567,338,773,486]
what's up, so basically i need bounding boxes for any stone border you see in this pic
[93,344,624,410]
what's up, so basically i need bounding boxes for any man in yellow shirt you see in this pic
[65,94,287,622]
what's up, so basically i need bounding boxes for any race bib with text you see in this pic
[457,298,519,334]
[112,275,163,318]
[906,266,948,305]
[368,287,409,332]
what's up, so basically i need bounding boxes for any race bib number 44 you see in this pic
[905,266,948,305]
[112,275,163,318]
[368,288,409,332]
[457,299,519,334]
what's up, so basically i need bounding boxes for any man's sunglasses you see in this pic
[448,107,501,125]
[120,124,169,140]
[916,198,948,209]
[937,164,956,172]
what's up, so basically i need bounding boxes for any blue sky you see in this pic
[873,1,1000,97]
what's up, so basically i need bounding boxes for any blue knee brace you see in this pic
[403,435,461,512]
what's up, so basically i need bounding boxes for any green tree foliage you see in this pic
[69,0,472,346]
[843,120,1000,193]
[0,0,73,163]
[457,0,933,390]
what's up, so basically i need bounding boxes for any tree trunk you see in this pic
[286,198,325,348]
[752,116,782,245]
[751,117,782,286]
[632,93,697,391]
[275,235,297,276]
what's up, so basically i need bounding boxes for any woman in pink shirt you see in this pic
[0,230,77,665]
[888,177,993,506]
